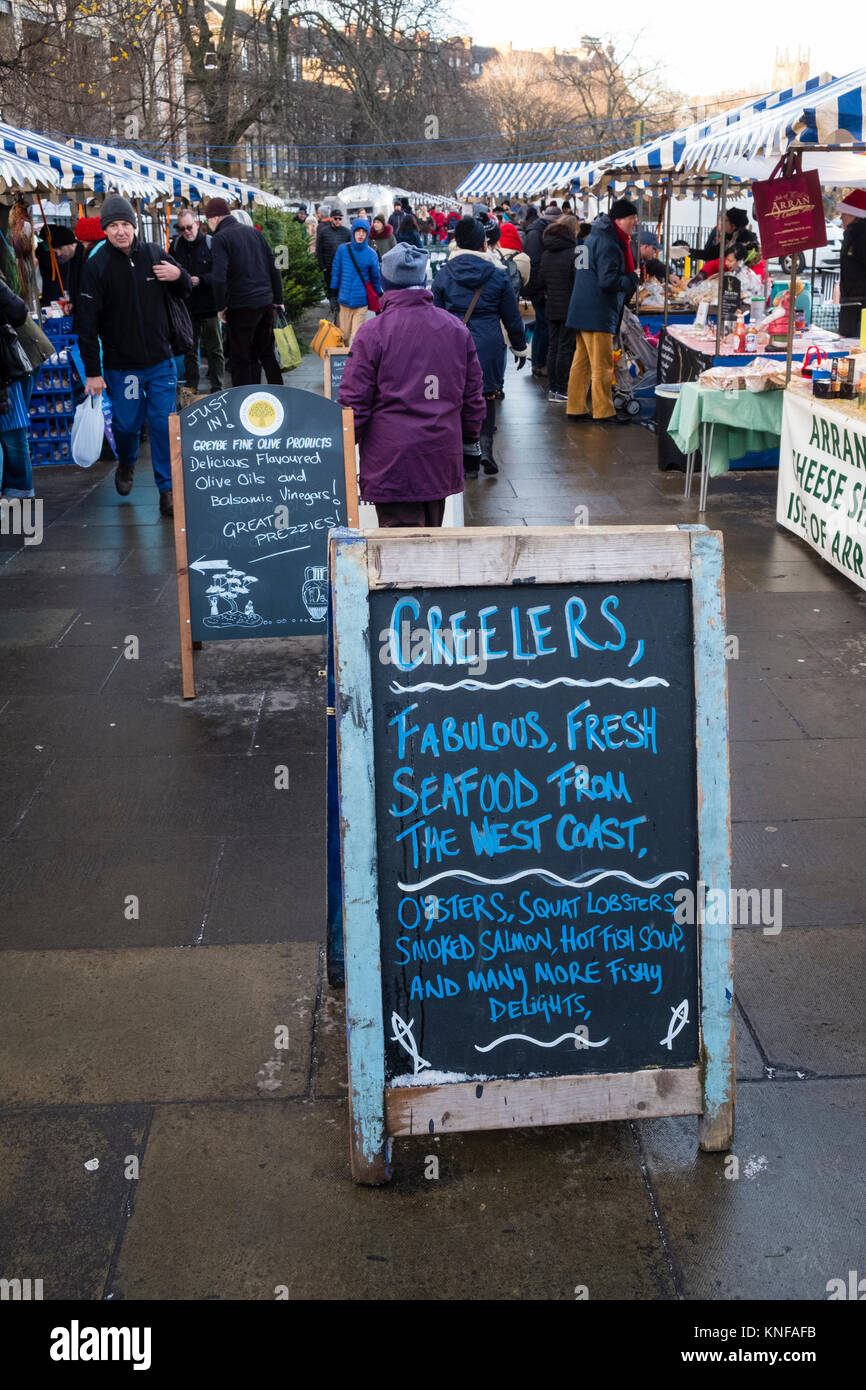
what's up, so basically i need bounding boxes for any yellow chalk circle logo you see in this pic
[240,392,284,436]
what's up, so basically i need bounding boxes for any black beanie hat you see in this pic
[455,216,486,251]
[609,198,638,220]
[39,224,76,248]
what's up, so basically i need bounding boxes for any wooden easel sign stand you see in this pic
[170,385,357,697]
[330,525,734,1184]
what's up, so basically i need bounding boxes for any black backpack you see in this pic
[501,253,523,299]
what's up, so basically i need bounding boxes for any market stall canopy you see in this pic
[0,122,161,199]
[337,182,452,210]
[679,67,866,184]
[338,182,408,204]
[455,160,594,199]
[0,147,62,195]
[68,139,284,208]
[605,73,834,180]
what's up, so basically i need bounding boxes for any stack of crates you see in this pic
[29,316,78,466]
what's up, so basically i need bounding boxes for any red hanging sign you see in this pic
[752,163,827,260]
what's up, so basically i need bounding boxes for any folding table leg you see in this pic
[699,423,714,512]
[684,451,695,499]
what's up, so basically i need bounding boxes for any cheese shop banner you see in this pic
[777,391,866,590]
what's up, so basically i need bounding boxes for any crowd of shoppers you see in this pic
[2,182,785,525]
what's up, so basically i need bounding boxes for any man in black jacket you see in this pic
[170,211,224,393]
[205,198,283,387]
[78,194,192,517]
[315,208,350,321]
[524,203,560,376]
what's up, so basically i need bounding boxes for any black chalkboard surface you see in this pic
[368,580,699,1084]
[176,386,354,644]
[324,349,349,401]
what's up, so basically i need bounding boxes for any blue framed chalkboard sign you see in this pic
[170,386,358,698]
[330,525,733,1184]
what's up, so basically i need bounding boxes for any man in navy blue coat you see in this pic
[565,199,639,423]
[432,217,527,474]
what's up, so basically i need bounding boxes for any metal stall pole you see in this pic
[783,155,798,385]
[636,187,643,274]
[663,182,673,329]
[714,175,728,356]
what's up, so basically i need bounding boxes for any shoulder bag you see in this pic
[16,314,55,370]
[347,244,381,313]
[462,286,484,324]
[0,319,33,384]
[147,243,194,355]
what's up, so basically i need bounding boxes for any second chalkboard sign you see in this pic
[324,348,350,401]
[170,386,357,696]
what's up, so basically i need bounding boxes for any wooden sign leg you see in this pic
[690,528,735,1151]
[169,413,196,699]
[331,533,389,1184]
[341,408,359,528]
[325,580,345,987]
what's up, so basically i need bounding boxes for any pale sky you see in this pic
[448,2,853,101]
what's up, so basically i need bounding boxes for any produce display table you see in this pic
[776,380,866,591]
[658,325,856,474]
[658,323,852,385]
[668,383,785,511]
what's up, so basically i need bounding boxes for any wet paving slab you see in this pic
[110,1099,675,1301]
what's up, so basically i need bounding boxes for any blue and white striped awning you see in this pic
[67,140,284,208]
[679,67,866,178]
[0,122,161,197]
[127,151,285,209]
[455,161,592,199]
[605,74,834,179]
[0,146,62,194]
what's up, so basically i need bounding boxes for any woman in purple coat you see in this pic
[337,243,485,527]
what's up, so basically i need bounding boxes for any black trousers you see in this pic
[375,499,446,527]
[547,320,577,395]
[225,305,282,387]
[480,397,497,452]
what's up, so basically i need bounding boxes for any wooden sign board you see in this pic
[170,385,357,697]
[323,348,350,401]
[330,525,733,1184]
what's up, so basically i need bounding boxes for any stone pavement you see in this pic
[1,343,864,1301]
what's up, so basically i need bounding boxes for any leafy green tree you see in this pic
[257,211,324,320]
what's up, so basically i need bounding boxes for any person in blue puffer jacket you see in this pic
[330,218,383,345]
[432,217,527,475]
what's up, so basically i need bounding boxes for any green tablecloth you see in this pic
[668,383,785,477]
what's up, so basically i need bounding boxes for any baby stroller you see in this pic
[612,306,658,416]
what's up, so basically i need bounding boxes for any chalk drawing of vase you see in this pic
[302,566,328,621]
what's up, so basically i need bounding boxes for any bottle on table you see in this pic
[735,310,746,353]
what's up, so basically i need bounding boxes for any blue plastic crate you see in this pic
[43,315,74,337]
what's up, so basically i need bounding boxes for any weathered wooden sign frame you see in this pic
[323,348,350,401]
[330,524,733,1184]
[169,405,358,699]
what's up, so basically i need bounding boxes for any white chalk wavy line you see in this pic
[390,675,670,693]
[475,1030,610,1053]
[397,868,689,892]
